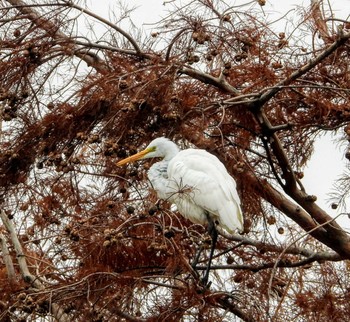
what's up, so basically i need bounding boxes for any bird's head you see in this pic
[116,137,179,166]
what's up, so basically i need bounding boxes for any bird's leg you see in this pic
[191,243,203,270]
[201,213,218,287]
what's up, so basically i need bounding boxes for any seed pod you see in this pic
[205,54,213,61]
[223,14,231,22]
[106,200,115,209]
[13,29,21,37]
[87,134,100,144]
[119,80,129,89]
[192,55,200,62]
[103,240,111,247]
[17,293,27,302]
[267,215,276,225]
[164,229,175,239]
[272,62,283,69]
[126,206,135,214]
[233,273,244,283]
[226,255,234,264]
[210,49,218,56]
[224,61,232,69]
[148,206,158,216]
[76,132,87,140]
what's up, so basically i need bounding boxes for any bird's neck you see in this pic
[163,142,180,161]
[148,160,170,200]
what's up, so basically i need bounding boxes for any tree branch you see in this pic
[5,0,108,73]
[257,30,350,106]
[196,251,342,272]
[61,0,146,57]
[253,110,350,255]
[209,292,257,322]
[248,171,350,257]
[311,0,331,43]
[0,209,68,322]
[0,209,35,283]
[218,228,322,258]
[180,67,240,95]
[0,233,16,283]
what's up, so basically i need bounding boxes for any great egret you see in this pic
[116,137,243,285]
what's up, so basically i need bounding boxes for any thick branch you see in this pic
[0,233,16,283]
[0,209,35,283]
[247,172,350,257]
[180,67,240,95]
[254,111,350,255]
[0,209,68,322]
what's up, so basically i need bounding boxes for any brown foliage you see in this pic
[1,0,350,321]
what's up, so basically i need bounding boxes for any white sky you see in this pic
[84,0,350,228]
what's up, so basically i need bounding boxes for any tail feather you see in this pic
[219,202,244,234]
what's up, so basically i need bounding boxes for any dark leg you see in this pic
[191,244,203,270]
[201,214,218,286]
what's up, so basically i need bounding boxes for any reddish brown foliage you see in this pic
[1,0,350,321]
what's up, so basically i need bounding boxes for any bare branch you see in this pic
[0,209,35,283]
[218,228,321,258]
[196,251,341,272]
[5,0,108,73]
[310,0,331,43]
[180,67,240,95]
[61,0,146,57]
[257,30,350,106]
[0,210,68,322]
[0,233,16,283]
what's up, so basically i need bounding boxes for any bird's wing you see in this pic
[167,149,243,233]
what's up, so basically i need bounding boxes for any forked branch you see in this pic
[0,209,68,321]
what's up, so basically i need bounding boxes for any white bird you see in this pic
[116,137,244,284]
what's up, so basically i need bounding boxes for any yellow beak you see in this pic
[116,148,152,166]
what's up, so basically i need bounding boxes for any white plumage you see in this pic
[117,137,243,234]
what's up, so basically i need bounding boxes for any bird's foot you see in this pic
[196,277,212,293]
